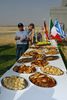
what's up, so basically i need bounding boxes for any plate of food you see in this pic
[33,54,46,60]
[31,59,49,67]
[29,72,57,88]
[34,49,42,54]
[17,56,34,63]
[23,51,38,57]
[45,56,59,61]
[13,65,36,74]
[1,76,28,90]
[36,41,51,46]
[41,65,64,76]
[44,48,59,55]
[30,45,44,49]
[44,46,57,49]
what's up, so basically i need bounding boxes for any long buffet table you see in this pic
[0,40,67,100]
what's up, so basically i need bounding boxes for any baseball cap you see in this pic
[18,23,24,27]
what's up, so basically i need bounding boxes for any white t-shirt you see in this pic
[16,30,28,44]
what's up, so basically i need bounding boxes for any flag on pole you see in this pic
[54,19,66,39]
[51,26,62,42]
[44,21,49,40]
[50,19,54,33]
[51,19,66,41]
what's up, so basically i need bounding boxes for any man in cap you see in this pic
[15,23,28,60]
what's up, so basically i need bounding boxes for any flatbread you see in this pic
[29,72,57,88]
[41,65,64,76]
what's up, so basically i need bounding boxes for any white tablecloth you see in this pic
[0,40,67,100]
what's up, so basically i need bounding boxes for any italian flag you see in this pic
[51,26,62,42]
[50,19,54,33]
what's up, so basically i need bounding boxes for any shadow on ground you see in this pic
[0,55,16,64]
[59,48,67,69]
[0,44,14,53]
[0,65,13,76]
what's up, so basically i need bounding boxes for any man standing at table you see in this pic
[15,23,28,60]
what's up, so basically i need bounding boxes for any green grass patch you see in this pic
[59,47,67,69]
[0,44,16,77]
[58,42,67,69]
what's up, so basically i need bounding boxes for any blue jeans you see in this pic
[16,44,29,60]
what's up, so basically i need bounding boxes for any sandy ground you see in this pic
[0,33,16,45]
[0,26,40,33]
[0,26,18,33]
[0,26,41,45]
[0,27,17,45]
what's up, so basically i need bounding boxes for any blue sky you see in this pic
[0,0,62,26]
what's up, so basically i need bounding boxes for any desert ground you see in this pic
[0,26,41,45]
[0,26,18,45]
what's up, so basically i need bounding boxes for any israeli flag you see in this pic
[54,19,66,39]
